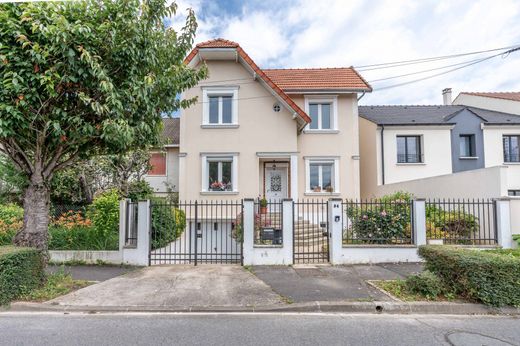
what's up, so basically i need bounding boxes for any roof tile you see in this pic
[264,68,372,91]
[461,92,520,102]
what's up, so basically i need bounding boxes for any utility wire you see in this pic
[373,46,520,91]
[355,44,520,71]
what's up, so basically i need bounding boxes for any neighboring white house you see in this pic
[359,103,520,198]
[453,91,520,115]
[144,118,179,196]
[146,38,372,202]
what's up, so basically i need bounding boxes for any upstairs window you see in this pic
[209,95,233,124]
[397,136,422,163]
[309,103,332,130]
[459,134,476,157]
[148,153,166,176]
[203,87,238,126]
[305,96,337,131]
[503,135,520,163]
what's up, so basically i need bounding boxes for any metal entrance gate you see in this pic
[149,201,243,265]
[293,200,330,263]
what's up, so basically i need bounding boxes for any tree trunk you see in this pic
[13,176,50,251]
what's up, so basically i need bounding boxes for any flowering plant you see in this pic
[209,181,231,191]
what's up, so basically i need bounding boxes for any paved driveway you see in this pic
[49,265,283,308]
[251,263,423,303]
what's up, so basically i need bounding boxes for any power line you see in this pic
[355,44,520,71]
[373,46,520,91]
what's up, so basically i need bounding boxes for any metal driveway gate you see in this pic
[149,200,243,265]
[293,200,330,263]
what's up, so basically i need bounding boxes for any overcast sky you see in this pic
[169,0,520,105]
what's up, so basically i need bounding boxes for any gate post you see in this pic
[496,198,512,249]
[413,199,427,246]
[122,200,150,266]
[242,199,255,266]
[282,198,294,265]
[328,198,343,265]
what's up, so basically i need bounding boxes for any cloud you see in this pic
[172,0,520,105]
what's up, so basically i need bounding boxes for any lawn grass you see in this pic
[372,280,459,302]
[18,272,91,302]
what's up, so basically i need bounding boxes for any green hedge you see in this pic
[0,246,44,305]
[418,246,520,307]
[151,203,186,250]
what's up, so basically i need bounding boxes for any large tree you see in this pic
[0,0,206,250]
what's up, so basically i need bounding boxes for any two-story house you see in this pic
[145,39,371,202]
[359,98,520,198]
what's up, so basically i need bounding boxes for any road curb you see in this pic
[5,301,520,315]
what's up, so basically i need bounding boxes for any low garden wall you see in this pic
[49,250,122,264]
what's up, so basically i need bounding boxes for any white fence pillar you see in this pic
[118,199,128,252]
[122,200,151,266]
[282,198,294,264]
[242,199,255,266]
[328,198,343,265]
[496,198,512,249]
[413,199,427,246]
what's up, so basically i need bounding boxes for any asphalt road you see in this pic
[0,312,519,346]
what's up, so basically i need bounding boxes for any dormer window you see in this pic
[304,96,338,132]
[202,87,238,126]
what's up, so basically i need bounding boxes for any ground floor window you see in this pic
[202,155,237,192]
[508,190,520,196]
[305,158,338,193]
[148,152,166,176]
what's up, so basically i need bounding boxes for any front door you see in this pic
[264,164,288,202]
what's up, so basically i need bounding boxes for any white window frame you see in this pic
[304,95,338,132]
[304,157,340,194]
[202,86,239,126]
[201,153,238,193]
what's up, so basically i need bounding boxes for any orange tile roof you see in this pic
[461,92,520,102]
[263,68,372,92]
[184,38,311,123]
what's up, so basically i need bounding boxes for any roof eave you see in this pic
[284,88,372,94]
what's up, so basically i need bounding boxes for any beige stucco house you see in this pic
[453,91,520,115]
[144,38,372,201]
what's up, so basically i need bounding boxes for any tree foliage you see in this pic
[0,0,206,249]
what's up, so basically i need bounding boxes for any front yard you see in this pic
[372,246,520,307]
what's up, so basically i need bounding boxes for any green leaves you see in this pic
[0,0,206,175]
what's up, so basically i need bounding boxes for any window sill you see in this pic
[503,162,520,165]
[303,129,339,134]
[304,192,341,196]
[459,156,478,160]
[200,191,239,195]
[201,124,239,129]
[396,162,426,166]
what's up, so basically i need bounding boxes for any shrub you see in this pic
[0,246,44,305]
[345,192,412,244]
[127,180,154,201]
[87,190,120,250]
[419,245,520,307]
[0,204,23,245]
[405,271,446,299]
[150,200,186,249]
[425,205,478,242]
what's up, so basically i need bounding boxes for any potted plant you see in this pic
[325,185,334,193]
[260,197,268,214]
[313,186,322,193]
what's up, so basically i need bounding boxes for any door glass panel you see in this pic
[270,172,282,192]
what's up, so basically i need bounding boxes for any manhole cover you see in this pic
[446,331,516,346]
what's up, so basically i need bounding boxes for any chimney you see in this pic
[442,88,452,105]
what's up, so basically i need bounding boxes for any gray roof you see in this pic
[359,105,520,126]
[161,118,180,145]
